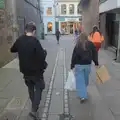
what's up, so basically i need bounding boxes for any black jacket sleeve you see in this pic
[91,42,99,66]
[35,39,47,63]
[71,47,76,69]
[10,40,18,53]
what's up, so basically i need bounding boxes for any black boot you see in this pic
[29,112,41,120]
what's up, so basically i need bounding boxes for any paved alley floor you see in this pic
[0,35,120,120]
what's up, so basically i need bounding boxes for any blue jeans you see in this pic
[75,65,91,99]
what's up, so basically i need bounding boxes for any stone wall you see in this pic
[0,0,15,67]
[0,0,41,67]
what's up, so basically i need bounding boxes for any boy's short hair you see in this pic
[25,22,36,32]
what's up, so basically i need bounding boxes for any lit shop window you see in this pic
[47,22,52,32]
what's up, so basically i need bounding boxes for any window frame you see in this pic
[61,4,67,15]
[69,4,74,15]
[46,7,52,16]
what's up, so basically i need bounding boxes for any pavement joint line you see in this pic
[17,98,29,120]
[41,50,60,119]
[0,79,13,92]
[5,97,27,110]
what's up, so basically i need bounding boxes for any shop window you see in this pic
[61,22,67,34]
[61,4,66,15]
[69,4,74,14]
[46,7,52,15]
[47,22,52,32]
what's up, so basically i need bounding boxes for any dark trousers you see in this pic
[24,76,45,112]
[56,36,59,43]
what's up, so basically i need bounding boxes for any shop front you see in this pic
[44,17,55,34]
[100,12,120,48]
[58,17,81,34]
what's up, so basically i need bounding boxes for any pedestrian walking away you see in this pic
[71,32,99,103]
[88,25,104,52]
[74,29,79,43]
[55,29,61,44]
[10,22,48,119]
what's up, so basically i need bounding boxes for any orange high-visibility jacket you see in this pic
[88,32,104,43]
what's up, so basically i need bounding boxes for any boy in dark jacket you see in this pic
[11,22,47,119]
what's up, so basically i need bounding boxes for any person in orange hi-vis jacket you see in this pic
[88,26,104,52]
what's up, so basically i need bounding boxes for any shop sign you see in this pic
[65,18,79,22]
[58,17,65,21]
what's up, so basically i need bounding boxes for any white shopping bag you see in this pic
[65,70,76,91]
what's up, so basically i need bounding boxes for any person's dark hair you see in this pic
[91,25,102,37]
[76,32,88,51]
[25,22,36,33]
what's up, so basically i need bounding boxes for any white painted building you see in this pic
[40,0,82,35]
[40,0,56,34]
[55,0,82,34]
[99,0,120,13]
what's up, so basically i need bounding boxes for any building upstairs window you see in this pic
[46,7,52,15]
[61,4,66,15]
[77,6,82,14]
[69,4,74,15]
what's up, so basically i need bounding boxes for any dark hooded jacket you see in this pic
[71,40,98,69]
[11,35,47,76]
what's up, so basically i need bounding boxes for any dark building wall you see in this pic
[100,12,119,49]
[0,0,15,67]
[16,0,40,35]
[100,13,108,48]
[0,0,41,67]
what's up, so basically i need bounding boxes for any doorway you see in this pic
[67,22,73,34]
[47,22,52,33]
[111,21,119,48]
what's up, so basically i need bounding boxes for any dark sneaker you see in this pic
[29,112,41,120]
[80,98,86,104]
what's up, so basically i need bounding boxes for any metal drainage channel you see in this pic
[41,51,59,120]
[62,49,74,120]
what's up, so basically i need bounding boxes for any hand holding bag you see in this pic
[65,70,76,91]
